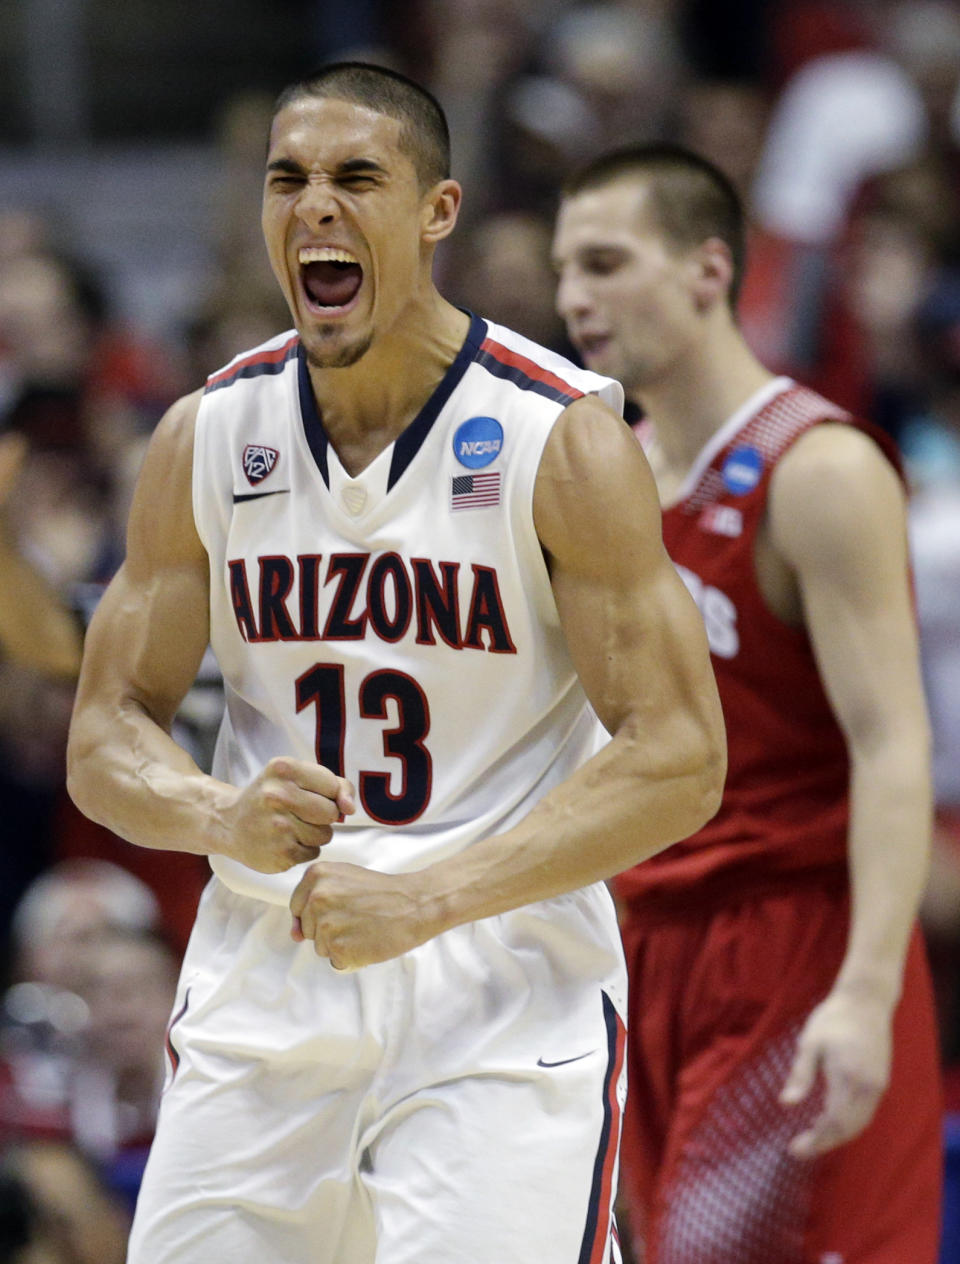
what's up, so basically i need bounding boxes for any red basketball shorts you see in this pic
[618,882,943,1263]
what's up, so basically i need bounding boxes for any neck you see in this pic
[307,292,470,475]
[633,322,775,476]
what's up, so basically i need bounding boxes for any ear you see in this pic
[689,237,734,312]
[421,179,462,245]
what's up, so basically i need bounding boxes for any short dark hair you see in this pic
[274,62,450,190]
[564,143,747,309]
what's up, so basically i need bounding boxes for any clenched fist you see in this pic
[289,861,443,970]
[219,756,355,873]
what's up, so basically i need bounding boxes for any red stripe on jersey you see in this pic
[480,336,585,402]
[206,335,300,389]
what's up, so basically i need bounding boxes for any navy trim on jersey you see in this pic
[164,987,191,1078]
[298,345,330,485]
[205,336,299,394]
[296,313,488,491]
[386,312,487,490]
[578,992,624,1264]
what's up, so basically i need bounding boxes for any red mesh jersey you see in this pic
[614,380,903,910]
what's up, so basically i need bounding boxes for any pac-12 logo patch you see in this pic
[453,416,503,469]
[242,444,279,485]
[721,445,763,495]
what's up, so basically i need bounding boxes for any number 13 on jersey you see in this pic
[295,664,432,825]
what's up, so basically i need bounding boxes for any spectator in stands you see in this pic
[1,866,178,1206]
[0,431,81,683]
[2,1140,130,1263]
[0,242,206,951]
[9,859,161,994]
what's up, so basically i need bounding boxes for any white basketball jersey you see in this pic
[192,313,624,905]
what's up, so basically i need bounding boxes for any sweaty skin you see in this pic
[67,99,725,972]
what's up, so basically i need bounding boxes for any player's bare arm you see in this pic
[769,424,933,1157]
[0,430,82,678]
[291,394,726,966]
[66,392,355,875]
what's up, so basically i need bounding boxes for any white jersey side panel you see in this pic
[192,316,624,905]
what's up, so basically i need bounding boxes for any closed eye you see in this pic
[336,158,388,187]
[582,251,628,276]
[266,159,306,190]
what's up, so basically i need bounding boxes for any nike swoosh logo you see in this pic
[232,489,291,503]
[536,1051,595,1068]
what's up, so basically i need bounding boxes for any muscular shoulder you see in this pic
[534,393,662,578]
[126,389,206,574]
[151,387,204,459]
[769,422,907,573]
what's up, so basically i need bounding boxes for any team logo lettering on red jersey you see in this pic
[242,444,280,485]
[699,505,743,538]
[676,564,739,659]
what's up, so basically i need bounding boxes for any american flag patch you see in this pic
[451,472,501,510]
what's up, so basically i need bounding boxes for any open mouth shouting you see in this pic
[299,246,364,315]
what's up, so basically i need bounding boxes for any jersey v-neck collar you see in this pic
[297,312,487,493]
[669,375,794,506]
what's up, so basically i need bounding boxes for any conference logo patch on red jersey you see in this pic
[699,505,743,537]
[242,444,279,485]
[721,445,763,494]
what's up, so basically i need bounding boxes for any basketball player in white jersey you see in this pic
[66,64,724,1264]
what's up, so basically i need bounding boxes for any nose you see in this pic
[296,179,339,231]
[555,268,593,323]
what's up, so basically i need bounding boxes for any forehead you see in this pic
[267,96,414,175]
[555,178,662,250]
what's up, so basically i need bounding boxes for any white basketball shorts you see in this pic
[127,876,627,1264]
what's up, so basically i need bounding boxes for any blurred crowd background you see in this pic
[0,0,959,1258]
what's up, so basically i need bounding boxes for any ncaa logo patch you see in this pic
[453,416,503,469]
[721,445,763,495]
[242,444,279,485]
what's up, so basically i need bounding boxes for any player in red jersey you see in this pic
[553,143,943,1264]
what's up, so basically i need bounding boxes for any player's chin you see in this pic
[303,325,374,370]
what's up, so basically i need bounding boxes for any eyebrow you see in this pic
[551,242,626,266]
[266,157,306,175]
[337,158,388,177]
[265,157,389,177]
